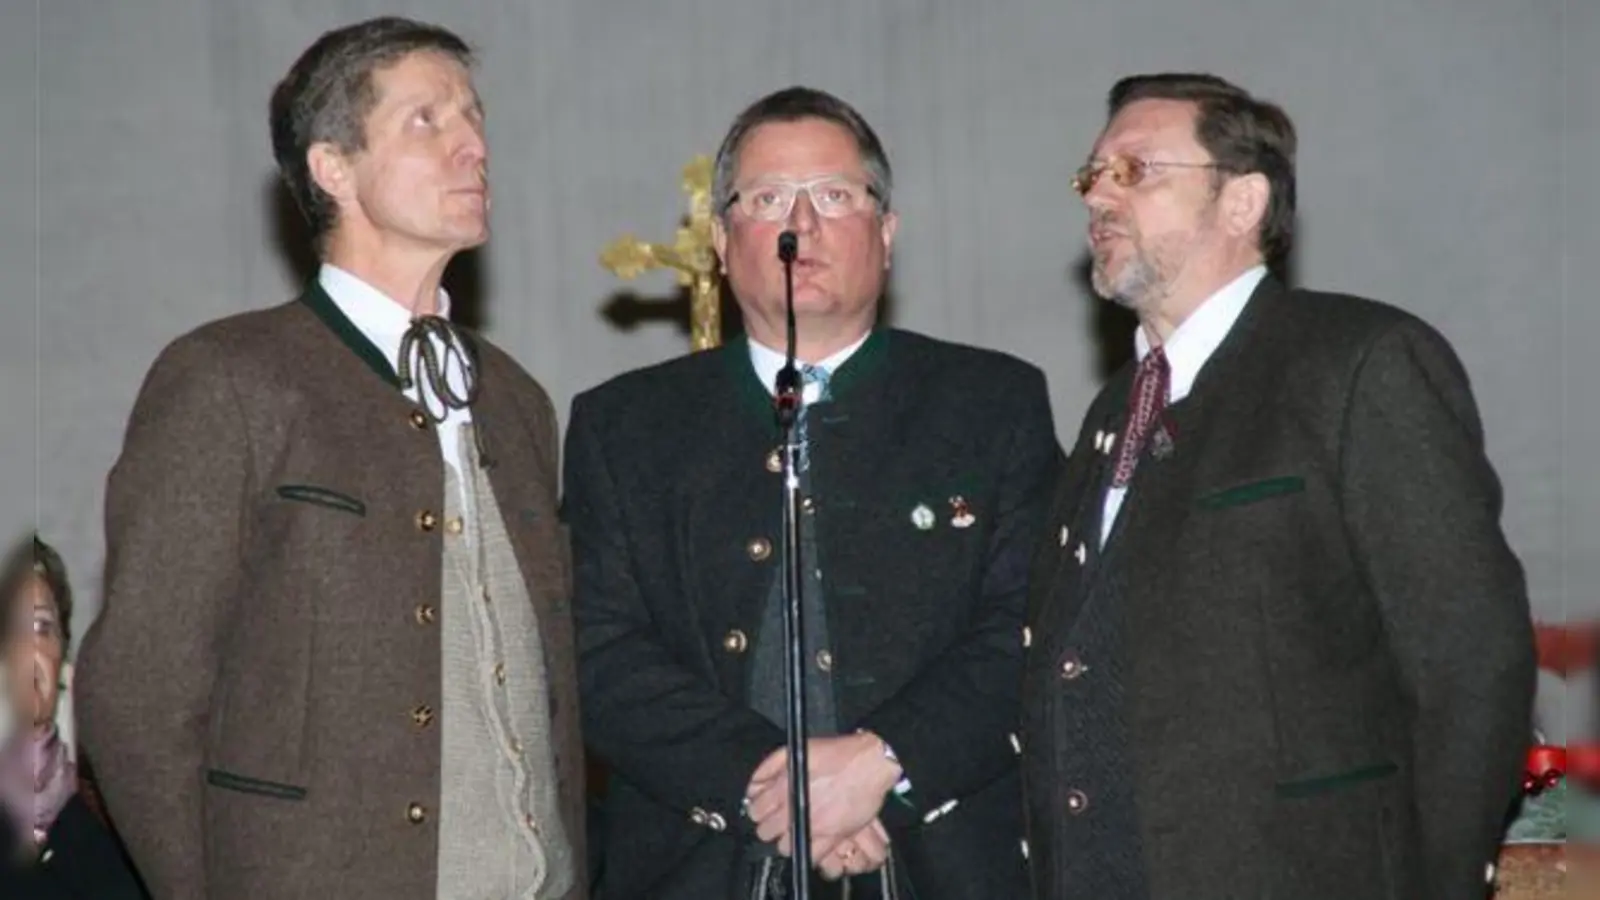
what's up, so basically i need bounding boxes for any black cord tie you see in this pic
[396,315,479,423]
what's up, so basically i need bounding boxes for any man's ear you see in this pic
[712,216,729,275]
[878,211,899,268]
[1221,172,1269,244]
[307,142,355,206]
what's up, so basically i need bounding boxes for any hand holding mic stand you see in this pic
[771,228,813,900]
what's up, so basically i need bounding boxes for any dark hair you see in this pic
[1108,72,1297,265]
[0,535,73,650]
[269,16,474,250]
[711,86,893,219]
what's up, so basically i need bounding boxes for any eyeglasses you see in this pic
[1071,155,1225,196]
[724,175,882,222]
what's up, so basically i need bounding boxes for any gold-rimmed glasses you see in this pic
[1072,155,1225,196]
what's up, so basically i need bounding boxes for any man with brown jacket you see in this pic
[74,17,586,900]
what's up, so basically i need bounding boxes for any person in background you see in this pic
[0,535,146,899]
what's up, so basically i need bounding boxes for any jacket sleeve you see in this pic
[564,393,786,837]
[859,367,1063,831]
[73,334,251,900]
[1338,319,1536,900]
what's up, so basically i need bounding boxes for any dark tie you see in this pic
[1110,345,1171,489]
[796,363,831,472]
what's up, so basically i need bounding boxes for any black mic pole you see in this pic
[772,228,811,900]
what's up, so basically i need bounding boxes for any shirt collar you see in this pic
[748,331,870,404]
[1134,264,1266,403]
[318,263,452,371]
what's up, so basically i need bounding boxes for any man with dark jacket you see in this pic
[568,86,1060,899]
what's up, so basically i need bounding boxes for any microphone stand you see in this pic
[771,229,811,900]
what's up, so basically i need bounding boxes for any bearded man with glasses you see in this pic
[564,86,1060,900]
[1019,72,1534,900]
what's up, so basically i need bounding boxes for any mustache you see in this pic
[1090,211,1127,231]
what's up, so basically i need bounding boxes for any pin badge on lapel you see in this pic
[948,495,976,529]
[1149,422,1175,461]
[1094,429,1117,456]
[911,504,936,530]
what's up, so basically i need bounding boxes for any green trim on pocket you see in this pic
[205,769,308,801]
[1197,476,1306,510]
[275,484,366,516]
[1274,762,1399,798]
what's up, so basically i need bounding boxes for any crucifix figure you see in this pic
[600,155,723,351]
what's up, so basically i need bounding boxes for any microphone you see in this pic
[771,227,812,900]
[773,230,801,422]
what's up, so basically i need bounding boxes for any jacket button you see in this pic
[409,410,429,430]
[801,496,816,514]
[406,802,428,824]
[1022,626,1032,648]
[707,812,728,832]
[411,705,435,728]
[815,649,833,672]
[1060,654,1088,680]
[494,662,507,685]
[765,448,782,473]
[1066,789,1090,814]
[689,807,709,826]
[414,604,436,625]
[445,517,464,535]
[416,510,438,532]
[746,537,772,561]
[723,629,749,654]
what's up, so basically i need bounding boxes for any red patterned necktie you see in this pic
[1110,345,1171,489]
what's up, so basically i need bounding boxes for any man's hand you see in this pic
[745,732,903,862]
[817,819,891,880]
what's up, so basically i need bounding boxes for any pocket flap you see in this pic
[275,484,366,516]
[1196,475,1305,510]
[1274,762,1398,798]
[205,768,308,801]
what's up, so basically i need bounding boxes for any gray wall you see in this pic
[1,1,39,556]
[1559,0,1597,738]
[1,1,1591,730]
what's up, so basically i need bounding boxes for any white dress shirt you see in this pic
[747,331,870,402]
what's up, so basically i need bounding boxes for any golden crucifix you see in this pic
[599,155,723,351]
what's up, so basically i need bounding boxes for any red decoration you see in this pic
[1522,743,1600,795]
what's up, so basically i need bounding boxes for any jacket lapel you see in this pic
[297,279,404,389]
[1031,372,1131,629]
[1039,276,1290,629]
[680,342,796,656]
[1094,278,1287,619]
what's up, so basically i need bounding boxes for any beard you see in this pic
[1089,213,1212,314]
[1092,243,1164,312]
